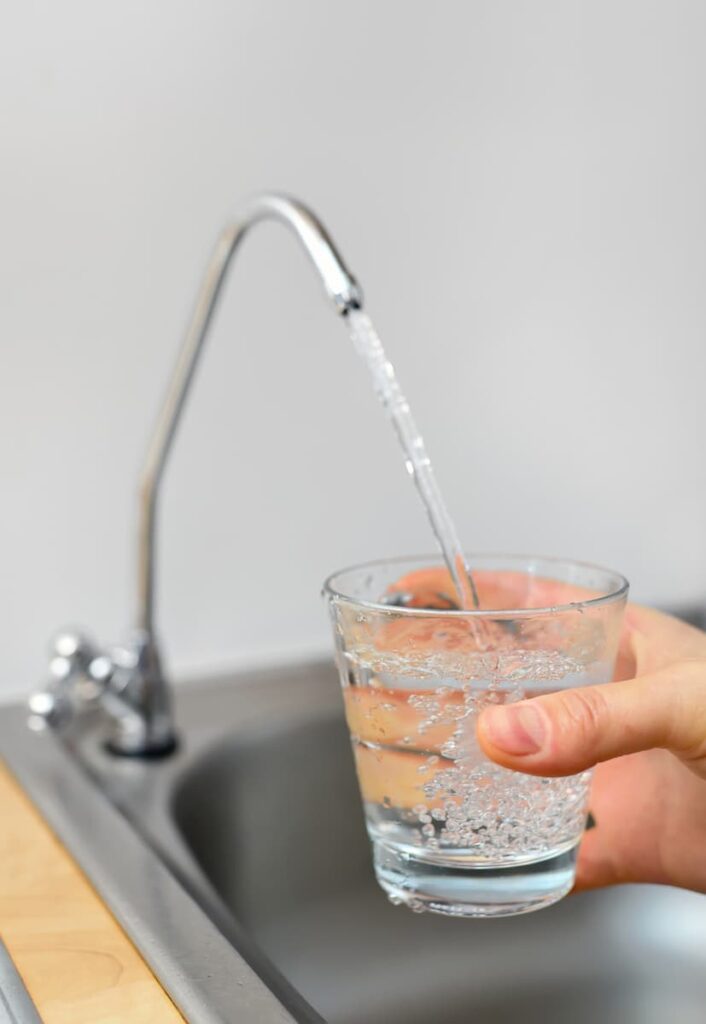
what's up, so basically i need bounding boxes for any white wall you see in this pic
[2,0,705,700]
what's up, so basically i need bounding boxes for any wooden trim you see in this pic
[0,761,185,1023]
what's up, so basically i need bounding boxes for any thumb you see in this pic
[477,660,706,778]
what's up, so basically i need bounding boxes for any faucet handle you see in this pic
[29,627,176,756]
[29,628,110,726]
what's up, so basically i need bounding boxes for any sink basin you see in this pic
[14,659,706,1023]
[169,672,706,1024]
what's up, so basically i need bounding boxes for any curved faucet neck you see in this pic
[128,193,361,751]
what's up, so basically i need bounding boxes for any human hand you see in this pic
[477,604,706,893]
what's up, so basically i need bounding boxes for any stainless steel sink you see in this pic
[47,658,706,1024]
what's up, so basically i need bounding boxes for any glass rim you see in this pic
[323,552,629,619]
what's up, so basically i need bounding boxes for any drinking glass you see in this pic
[324,554,628,917]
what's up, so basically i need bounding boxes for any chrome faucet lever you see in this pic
[32,193,362,755]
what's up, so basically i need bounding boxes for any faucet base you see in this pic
[103,630,178,758]
[105,734,179,758]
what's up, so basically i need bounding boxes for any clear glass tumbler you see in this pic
[324,554,628,918]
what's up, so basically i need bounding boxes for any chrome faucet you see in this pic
[30,193,362,755]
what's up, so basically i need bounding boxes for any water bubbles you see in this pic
[346,642,584,686]
[384,732,590,861]
[408,694,441,715]
[345,644,594,875]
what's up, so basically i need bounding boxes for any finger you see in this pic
[476,661,706,777]
[571,752,682,891]
[618,604,706,678]
[572,827,621,892]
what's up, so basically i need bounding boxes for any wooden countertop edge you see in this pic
[0,760,185,1024]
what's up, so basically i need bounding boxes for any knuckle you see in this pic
[667,659,706,760]
[555,686,609,745]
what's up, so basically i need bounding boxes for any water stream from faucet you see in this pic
[346,309,479,609]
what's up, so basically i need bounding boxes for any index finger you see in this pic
[615,604,706,681]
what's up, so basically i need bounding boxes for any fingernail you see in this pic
[481,703,546,755]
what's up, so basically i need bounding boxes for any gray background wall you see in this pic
[2,0,705,699]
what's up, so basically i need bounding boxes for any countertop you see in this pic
[0,761,184,1023]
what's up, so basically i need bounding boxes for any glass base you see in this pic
[373,839,578,918]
